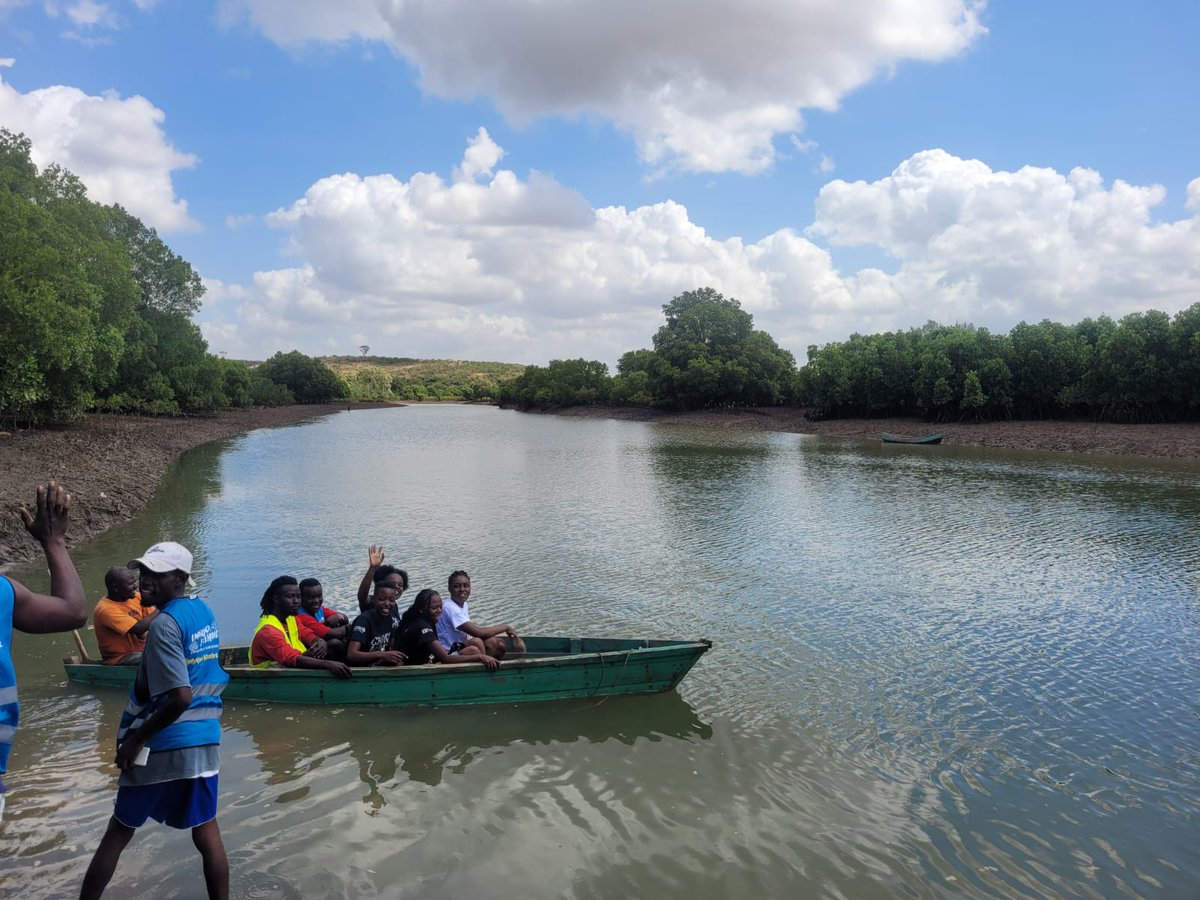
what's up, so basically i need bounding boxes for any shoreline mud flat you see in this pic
[0,405,351,568]
[551,405,1200,459]
[4,402,1198,567]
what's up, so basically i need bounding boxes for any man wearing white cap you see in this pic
[80,541,230,900]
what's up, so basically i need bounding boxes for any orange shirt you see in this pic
[93,593,153,663]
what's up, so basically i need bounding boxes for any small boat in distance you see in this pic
[881,432,943,445]
[64,636,711,708]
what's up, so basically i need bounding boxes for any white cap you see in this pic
[130,541,193,575]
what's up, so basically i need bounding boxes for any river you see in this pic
[2,404,1198,898]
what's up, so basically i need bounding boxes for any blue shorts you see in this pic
[114,775,218,830]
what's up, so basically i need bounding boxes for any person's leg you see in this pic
[463,636,486,655]
[191,818,230,900]
[483,636,507,659]
[79,817,136,900]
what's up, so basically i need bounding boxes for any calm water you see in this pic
[2,405,1198,898]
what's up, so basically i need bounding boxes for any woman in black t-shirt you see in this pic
[394,589,499,671]
[347,584,404,667]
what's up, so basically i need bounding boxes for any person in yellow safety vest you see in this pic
[250,576,351,678]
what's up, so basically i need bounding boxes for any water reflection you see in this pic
[226,691,711,794]
[4,408,1200,898]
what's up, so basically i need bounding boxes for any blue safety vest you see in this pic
[117,596,228,752]
[0,577,16,778]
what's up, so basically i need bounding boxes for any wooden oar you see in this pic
[72,630,97,664]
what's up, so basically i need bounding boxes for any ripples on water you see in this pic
[3,406,1199,897]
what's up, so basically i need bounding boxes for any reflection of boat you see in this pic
[880,432,943,445]
[225,689,715,790]
[64,636,711,707]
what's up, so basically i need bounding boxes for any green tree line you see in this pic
[798,310,1200,422]
[500,286,1200,423]
[498,288,800,410]
[0,130,347,425]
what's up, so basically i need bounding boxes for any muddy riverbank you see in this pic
[552,405,1200,458]
[0,405,363,567]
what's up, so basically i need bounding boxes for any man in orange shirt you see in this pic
[93,566,156,665]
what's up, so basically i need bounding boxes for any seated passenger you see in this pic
[296,577,349,659]
[355,545,409,612]
[396,589,499,671]
[437,570,517,660]
[347,583,405,667]
[93,565,157,665]
[251,575,351,678]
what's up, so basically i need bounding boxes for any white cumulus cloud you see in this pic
[0,72,198,231]
[218,0,985,174]
[216,0,387,45]
[197,137,1200,366]
[809,149,1200,328]
[62,0,115,28]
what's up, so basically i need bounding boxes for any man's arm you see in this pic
[293,656,353,678]
[356,545,385,611]
[458,621,515,641]
[128,610,159,638]
[298,615,348,641]
[98,605,157,639]
[115,614,191,768]
[346,640,405,667]
[430,641,499,672]
[11,481,87,634]
[115,687,192,770]
[294,617,330,659]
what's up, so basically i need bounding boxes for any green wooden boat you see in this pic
[880,432,943,445]
[63,636,711,707]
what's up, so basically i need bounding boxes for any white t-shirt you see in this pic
[436,599,471,649]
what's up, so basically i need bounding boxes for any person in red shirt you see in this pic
[296,578,348,659]
[250,576,350,678]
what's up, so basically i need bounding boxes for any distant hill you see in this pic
[322,356,528,401]
[322,357,526,381]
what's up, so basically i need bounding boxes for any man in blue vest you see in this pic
[80,541,230,900]
[1,481,88,824]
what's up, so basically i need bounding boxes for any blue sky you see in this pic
[1,1,1197,366]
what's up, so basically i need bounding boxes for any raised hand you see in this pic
[10,480,87,634]
[20,481,71,547]
[368,545,385,567]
